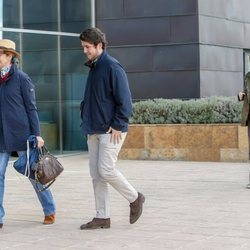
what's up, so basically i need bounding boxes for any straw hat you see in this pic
[0,39,20,58]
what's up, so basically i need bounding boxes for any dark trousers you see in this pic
[248,118,250,155]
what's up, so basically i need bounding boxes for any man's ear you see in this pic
[97,43,103,50]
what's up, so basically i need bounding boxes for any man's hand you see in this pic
[106,127,122,144]
[36,136,45,148]
[238,92,245,101]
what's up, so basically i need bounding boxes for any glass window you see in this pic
[3,0,92,32]
[3,0,20,28]
[60,36,88,151]
[1,0,92,153]
[23,0,57,31]
[245,51,250,74]
[22,33,60,151]
[61,0,91,33]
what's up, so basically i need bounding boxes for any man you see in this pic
[79,27,145,229]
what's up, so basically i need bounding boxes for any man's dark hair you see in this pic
[79,27,108,49]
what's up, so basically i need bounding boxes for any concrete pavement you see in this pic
[1,154,250,249]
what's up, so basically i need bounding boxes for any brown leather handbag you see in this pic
[34,146,64,192]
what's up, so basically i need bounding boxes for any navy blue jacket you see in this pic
[0,63,40,152]
[80,51,132,135]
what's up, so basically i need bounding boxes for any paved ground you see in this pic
[1,154,250,249]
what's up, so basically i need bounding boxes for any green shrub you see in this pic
[130,96,243,124]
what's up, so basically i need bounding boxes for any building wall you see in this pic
[96,0,250,99]
[199,0,250,96]
[3,0,250,151]
[96,0,200,100]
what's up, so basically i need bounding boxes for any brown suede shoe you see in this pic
[130,192,145,224]
[80,218,110,230]
[0,223,3,229]
[43,214,55,225]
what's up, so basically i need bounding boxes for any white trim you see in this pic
[20,0,23,29]
[0,27,79,37]
[57,0,63,153]
[91,0,95,27]
[19,0,23,68]
[0,0,2,38]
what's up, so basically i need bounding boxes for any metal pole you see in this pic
[57,0,63,153]
[91,0,95,27]
[0,0,3,39]
[19,0,23,68]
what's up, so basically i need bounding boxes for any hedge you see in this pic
[130,96,242,124]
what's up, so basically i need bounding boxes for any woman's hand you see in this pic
[36,136,45,148]
[106,127,122,144]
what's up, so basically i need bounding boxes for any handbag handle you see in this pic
[35,179,56,192]
[25,139,32,178]
[25,136,39,178]
[38,146,49,158]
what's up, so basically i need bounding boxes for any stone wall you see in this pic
[120,124,249,162]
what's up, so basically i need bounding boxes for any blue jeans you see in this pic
[0,151,56,224]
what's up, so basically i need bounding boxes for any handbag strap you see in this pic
[24,139,31,178]
[38,146,49,158]
[35,178,55,192]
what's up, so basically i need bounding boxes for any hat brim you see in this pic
[5,49,20,58]
[0,47,20,58]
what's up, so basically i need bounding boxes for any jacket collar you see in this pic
[84,51,106,69]
[8,63,17,76]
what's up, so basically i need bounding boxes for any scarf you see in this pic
[0,64,11,83]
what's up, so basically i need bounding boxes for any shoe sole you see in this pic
[43,222,55,225]
[80,225,110,230]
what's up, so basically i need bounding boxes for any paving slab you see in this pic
[0,154,250,249]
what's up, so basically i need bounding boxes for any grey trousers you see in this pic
[87,133,138,218]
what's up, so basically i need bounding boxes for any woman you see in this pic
[238,72,250,188]
[0,39,56,228]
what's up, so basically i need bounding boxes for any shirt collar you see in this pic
[84,51,105,69]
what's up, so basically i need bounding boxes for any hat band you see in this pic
[0,46,20,58]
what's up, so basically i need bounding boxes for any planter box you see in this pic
[120,124,249,162]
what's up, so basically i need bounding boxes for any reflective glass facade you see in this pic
[1,0,91,152]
